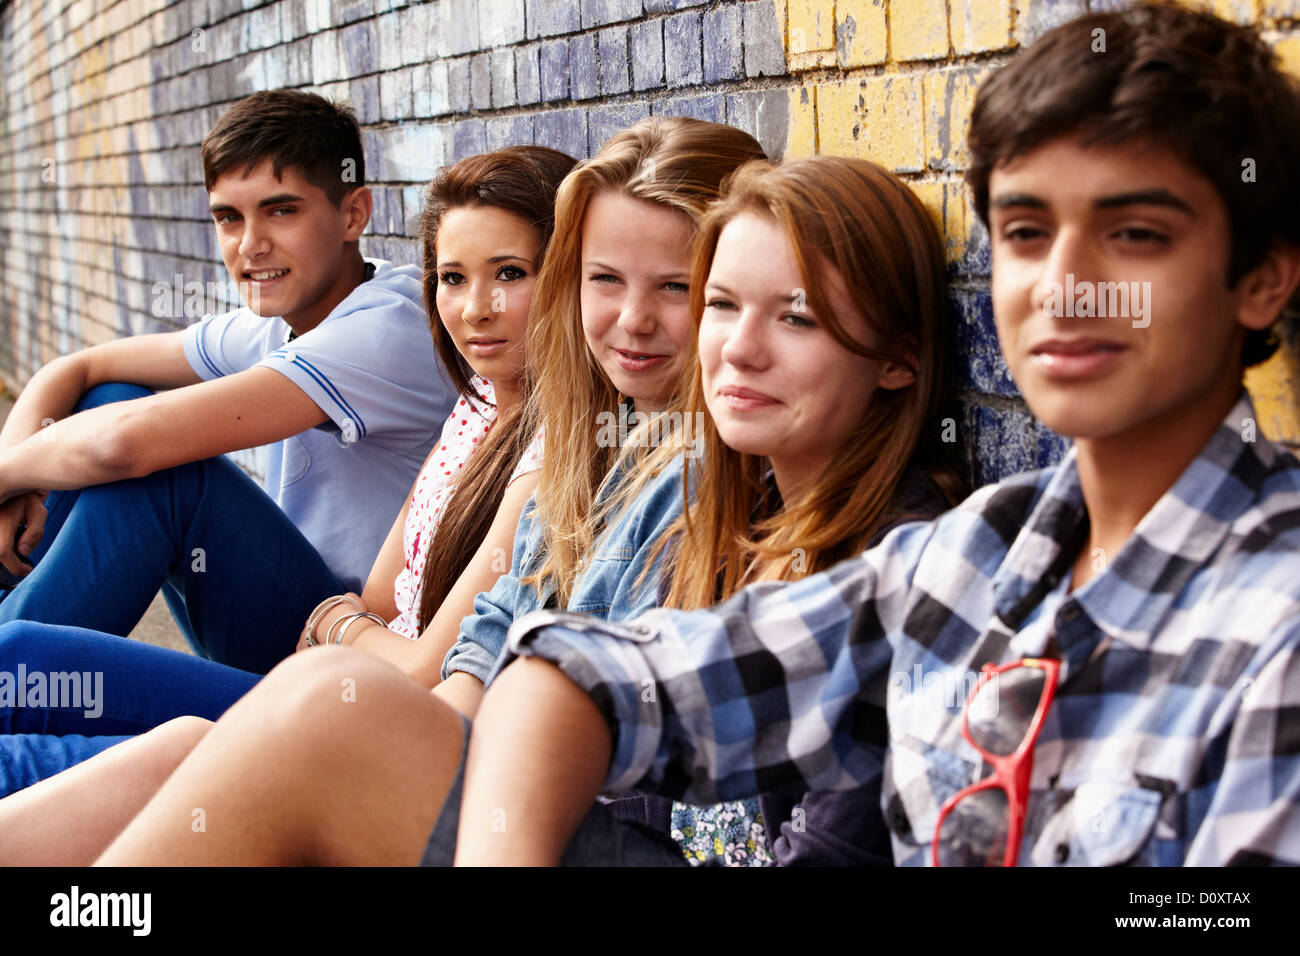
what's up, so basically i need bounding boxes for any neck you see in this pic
[769,454,828,506]
[493,377,523,417]
[1069,375,1240,589]
[282,249,367,337]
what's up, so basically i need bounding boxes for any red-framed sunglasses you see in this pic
[930,657,1061,867]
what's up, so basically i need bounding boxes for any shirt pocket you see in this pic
[280,434,311,487]
[1028,779,1163,867]
[882,732,982,853]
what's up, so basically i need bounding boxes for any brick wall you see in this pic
[3,0,1300,487]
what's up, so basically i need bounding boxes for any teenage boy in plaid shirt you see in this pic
[448,3,1300,866]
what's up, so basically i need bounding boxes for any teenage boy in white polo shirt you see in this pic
[0,90,454,672]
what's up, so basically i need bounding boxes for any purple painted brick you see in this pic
[582,0,641,28]
[630,19,663,91]
[340,22,375,77]
[569,33,600,100]
[663,11,702,88]
[534,108,589,158]
[527,0,581,38]
[352,74,381,124]
[470,53,493,110]
[448,57,473,113]
[597,26,630,95]
[516,43,542,105]
[968,402,1038,488]
[952,288,1018,397]
[335,0,375,25]
[587,102,651,154]
[539,38,570,100]
[651,93,725,122]
[1018,0,1088,45]
[490,48,517,108]
[725,90,786,158]
[644,0,709,12]
[452,119,489,161]
[486,114,535,150]
[702,4,743,83]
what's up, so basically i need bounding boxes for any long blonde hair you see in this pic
[648,156,963,609]
[522,117,766,605]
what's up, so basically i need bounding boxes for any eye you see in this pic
[662,281,689,294]
[704,297,737,312]
[268,206,297,217]
[496,264,527,281]
[1001,223,1048,243]
[587,273,620,285]
[214,213,239,226]
[439,271,465,286]
[781,313,817,329]
[1111,226,1169,245]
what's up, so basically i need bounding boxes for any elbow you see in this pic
[89,413,153,481]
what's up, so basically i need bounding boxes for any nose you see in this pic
[461,280,494,325]
[615,287,657,337]
[1031,226,1099,318]
[237,220,270,260]
[718,307,769,370]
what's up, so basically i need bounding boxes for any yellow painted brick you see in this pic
[789,50,838,71]
[950,0,1012,55]
[788,0,836,55]
[1245,344,1300,446]
[892,0,950,61]
[787,85,819,157]
[818,75,925,173]
[910,181,947,246]
[1274,34,1300,80]
[1209,0,1259,24]
[944,180,969,261]
[836,0,888,67]
[924,66,993,172]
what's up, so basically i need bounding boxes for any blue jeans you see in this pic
[0,383,344,672]
[0,621,261,795]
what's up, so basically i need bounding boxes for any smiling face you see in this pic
[989,135,1270,444]
[579,190,698,413]
[434,205,541,407]
[208,159,370,334]
[699,212,915,498]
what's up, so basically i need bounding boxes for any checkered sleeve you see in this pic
[1185,619,1300,865]
[504,521,933,801]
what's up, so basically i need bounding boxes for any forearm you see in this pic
[0,355,88,450]
[454,657,611,866]
[0,404,136,499]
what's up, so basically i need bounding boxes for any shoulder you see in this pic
[320,261,427,329]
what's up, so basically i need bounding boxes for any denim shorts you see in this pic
[420,715,689,867]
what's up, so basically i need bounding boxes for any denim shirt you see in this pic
[441,454,688,684]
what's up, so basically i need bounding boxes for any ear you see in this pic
[1235,240,1300,332]
[877,358,916,391]
[340,186,373,242]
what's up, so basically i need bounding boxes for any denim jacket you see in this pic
[441,454,687,683]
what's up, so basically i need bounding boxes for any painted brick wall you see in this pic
[2,0,1300,488]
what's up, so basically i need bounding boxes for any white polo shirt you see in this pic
[182,258,456,592]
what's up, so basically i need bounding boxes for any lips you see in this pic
[1029,337,1127,380]
[717,384,779,409]
[244,268,289,283]
[612,347,670,372]
[466,337,509,357]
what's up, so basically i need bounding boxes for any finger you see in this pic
[16,505,45,558]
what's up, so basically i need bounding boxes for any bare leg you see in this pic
[0,716,212,866]
[96,647,465,865]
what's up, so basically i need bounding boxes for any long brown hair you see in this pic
[414,146,577,631]
[650,156,963,609]
[521,117,766,606]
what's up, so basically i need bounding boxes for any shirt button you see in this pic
[1055,843,1070,864]
[1043,573,1059,588]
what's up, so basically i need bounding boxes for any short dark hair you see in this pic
[201,90,365,206]
[966,2,1300,366]
[419,145,578,400]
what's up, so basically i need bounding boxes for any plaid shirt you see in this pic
[503,394,1300,866]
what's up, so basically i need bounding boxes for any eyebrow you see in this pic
[209,193,306,215]
[586,260,689,280]
[989,189,1195,216]
[437,254,534,268]
[706,281,801,304]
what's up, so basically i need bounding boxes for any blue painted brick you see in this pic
[587,102,651,154]
[702,4,743,83]
[516,43,542,105]
[1036,427,1072,469]
[534,108,589,158]
[448,56,473,113]
[743,0,784,77]
[486,113,535,150]
[725,89,787,158]
[527,0,580,37]
[1018,0,1088,44]
[443,0,481,54]
[644,0,709,12]
[651,93,725,123]
[490,48,517,107]
[582,0,641,28]
[968,402,1038,488]
[452,119,488,161]
[569,33,600,100]
[335,0,375,25]
[952,288,1018,397]
[663,11,702,88]
[539,39,570,100]
[352,74,381,124]
[470,53,493,110]
[630,19,663,91]
[597,26,630,95]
